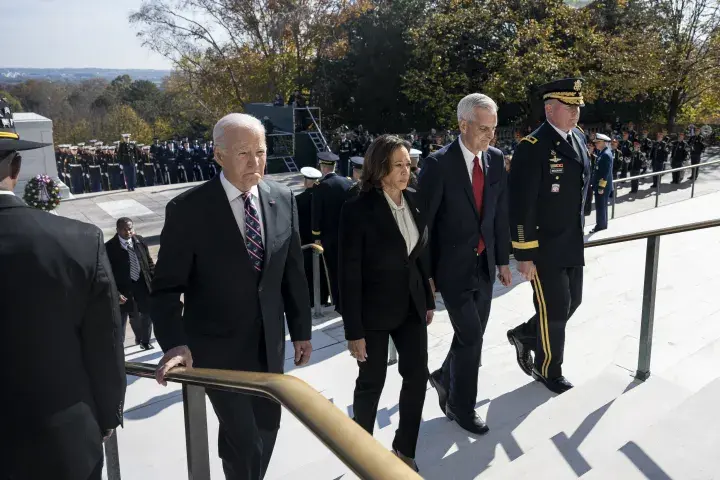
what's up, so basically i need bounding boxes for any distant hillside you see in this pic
[0,68,171,85]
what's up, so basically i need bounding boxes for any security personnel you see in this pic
[347,156,364,197]
[312,151,352,309]
[670,132,690,183]
[650,131,669,187]
[117,133,137,191]
[507,77,591,394]
[591,133,614,232]
[296,167,328,307]
[629,137,646,194]
[689,134,705,181]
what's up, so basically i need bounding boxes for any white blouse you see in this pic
[383,190,420,255]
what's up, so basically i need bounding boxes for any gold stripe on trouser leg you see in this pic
[532,272,551,378]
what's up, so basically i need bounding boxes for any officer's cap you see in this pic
[539,77,585,106]
[121,133,131,138]
[350,156,364,169]
[301,166,322,180]
[78,142,86,147]
[113,140,120,145]
[409,148,422,159]
[317,151,339,165]
[594,133,611,142]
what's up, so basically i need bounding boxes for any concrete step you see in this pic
[419,366,644,479]
[477,374,691,479]
[581,377,720,480]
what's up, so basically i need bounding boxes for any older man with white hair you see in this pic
[419,93,512,435]
[151,113,313,479]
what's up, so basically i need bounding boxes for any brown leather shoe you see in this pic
[392,449,419,472]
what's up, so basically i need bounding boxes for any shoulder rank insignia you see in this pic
[576,125,585,134]
[521,135,538,145]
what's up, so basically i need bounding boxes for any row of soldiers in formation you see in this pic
[54,135,219,194]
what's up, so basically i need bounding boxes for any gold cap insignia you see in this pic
[573,80,582,92]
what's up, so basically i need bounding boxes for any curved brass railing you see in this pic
[122,363,421,480]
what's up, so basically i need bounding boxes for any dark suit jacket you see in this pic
[105,233,155,313]
[419,140,510,293]
[0,194,126,480]
[338,188,435,340]
[151,176,311,374]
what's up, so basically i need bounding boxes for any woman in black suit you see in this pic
[338,134,435,472]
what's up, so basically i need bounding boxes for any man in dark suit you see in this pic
[152,113,313,480]
[0,97,126,480]
[507,78,591,394]
[311,151,353,308]
[106,217,156,350]
[296,166,328,306]
[419,93,512,434]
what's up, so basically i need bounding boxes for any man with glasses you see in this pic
[421,93,512,435]
[507,78,592,394]
[0,98,125,480]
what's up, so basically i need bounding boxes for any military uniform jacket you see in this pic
[671,140,690,164]
[311,172,352,245]
[509,122,591,268]
[650,140,669,165]
[593,147,614,194]
[117,141,135,165]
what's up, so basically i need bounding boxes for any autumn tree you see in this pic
[100,105,154,144]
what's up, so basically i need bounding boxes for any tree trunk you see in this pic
[667,89,681,132]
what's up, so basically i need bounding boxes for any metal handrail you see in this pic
[585,218,720,248]
[120,363,420,480]
[609,157,720,218]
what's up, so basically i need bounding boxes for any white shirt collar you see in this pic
[383,190,406,211]
[458,136,484,172]
[548,120,571,139]
[118,235,133,248]
[220,171,259,202]
[0,190,15,196]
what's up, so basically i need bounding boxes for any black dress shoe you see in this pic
[531,369,574,394]
[507,330,533,376]
[141,343,155,351]
[428,369,447,415]
[446,408,490,435]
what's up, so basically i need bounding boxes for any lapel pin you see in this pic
[269,199,276,206]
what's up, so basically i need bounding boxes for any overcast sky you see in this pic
[5,0,173,70]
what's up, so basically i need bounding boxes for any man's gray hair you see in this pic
[213,113,265,151]
[457,94,499,123]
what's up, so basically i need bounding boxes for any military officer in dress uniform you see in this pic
[689,134,705,181]
[670,132,690,184]
[650,131,669,187]
[296,167,328,307]
[347,156,364,197]
[591,133,614,232]
[507,77,591,394]
[117,133,137,191]
[312,151,352,309]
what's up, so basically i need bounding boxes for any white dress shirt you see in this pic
[458,135,485,183]
[0,190,15,197]
[118,235,134,251]
[383,190,419,256]
[220,172,265,245]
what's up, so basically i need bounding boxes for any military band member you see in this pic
[312,151,352,309]
[689,134,705,181]
[618,130,633,179]
[629,138,646,194]
[611,138,622,179]
[591,133,613,232]
[650,131,669,187]
[507,78,591,394]
[670,132,690,184]
[296,166,328,307]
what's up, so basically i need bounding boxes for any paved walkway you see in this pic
[112,190,720,479]
[57,148,719,243]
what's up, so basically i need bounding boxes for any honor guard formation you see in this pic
[54,136,219,194]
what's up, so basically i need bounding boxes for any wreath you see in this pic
[23,174,62,211]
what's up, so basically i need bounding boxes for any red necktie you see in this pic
[472,156,486,255]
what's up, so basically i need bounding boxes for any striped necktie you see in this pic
[127,241,141,281]
[242,192,264,272]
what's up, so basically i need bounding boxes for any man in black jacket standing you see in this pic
[106,217,156,350]
[420,93,512,435]
[0,98,126,480]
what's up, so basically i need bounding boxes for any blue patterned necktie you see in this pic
[242,192,264,272]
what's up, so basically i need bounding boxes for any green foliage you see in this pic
[0,90,23,112]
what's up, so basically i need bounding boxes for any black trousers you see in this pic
[691,155,701,180]
[651,160,664,186]
[512,265,583,379]
[121,280,153,344]
[436,254,493,415]
[594,193,609,230]
[87,458,103,480]
[583,186,593,216]
[671,161,684,183]
[207,390,280,480]
[353,314,428,458]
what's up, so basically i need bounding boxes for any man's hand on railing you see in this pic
[293,340,313,366]
[517,260,536,281]
[156,345,193,386]
[102,429,115,443]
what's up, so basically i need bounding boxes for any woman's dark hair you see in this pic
[360,134,411,192]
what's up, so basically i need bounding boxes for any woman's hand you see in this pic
[348,339,368,362]
[426,310,435,325]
